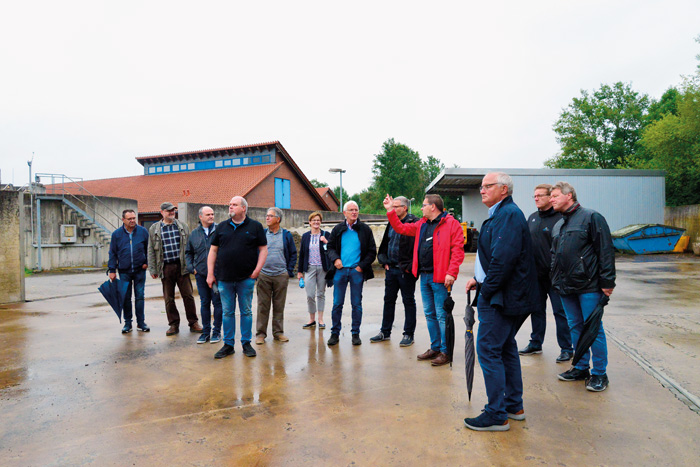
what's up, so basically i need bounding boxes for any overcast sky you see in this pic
[2,1,699,194]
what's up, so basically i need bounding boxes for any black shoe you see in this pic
[558,367,590,381]
[399,335,414,347]
[242,342,257,357]
[556,350,573,363]
[137,323,150,332]
[327,334,339,346]
[369,331,388,343]
[214,344,235,359]
[121,323,132,334]
[519,343,542,355]
[352,334,362,345]
[302,321,316,329]
[586,374,609,392]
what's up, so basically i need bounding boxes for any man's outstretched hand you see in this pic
[383,194,394,211]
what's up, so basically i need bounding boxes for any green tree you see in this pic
[371,138,425,210]
[546,82,650,169]
[309,178,328,188]
[333,186,351,208]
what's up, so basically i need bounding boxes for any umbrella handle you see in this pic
[447,284,452,293]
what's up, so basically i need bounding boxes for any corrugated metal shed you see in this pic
[426,168,666,232]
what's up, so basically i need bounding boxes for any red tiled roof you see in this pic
[48,163,284,213]
[315,187,340,205]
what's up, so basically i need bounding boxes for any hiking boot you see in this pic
[166,325,179,336]
[197,333,210,344]
[370,332,388,343]
[189,323,203,333]
[352,334,362,345]
[586,374,609,392]
[242,342,257,357]
[556,350,574,363]
[417,349,440,361]
[327,334,339,346]
[137,323,150,332]
[558,367,590,381]
[121,323,132,334]
[274,334,289,342]
[519,343,542,356]
[463,412,510,432]
[399,335,414,347]
[255,335,265,345]
[214,344,234,359]
[210,332,221,344]
[431,352,450,366]
[507,409,526,421]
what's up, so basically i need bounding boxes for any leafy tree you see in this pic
[309,178,328,188]
[371,138,425,209]
[333,186,351,209]
[546,82,650,169]
[422,155,445,190]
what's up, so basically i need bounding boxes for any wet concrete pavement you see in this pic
[1,255,699,465]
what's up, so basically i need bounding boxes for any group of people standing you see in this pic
[107,173,615,433]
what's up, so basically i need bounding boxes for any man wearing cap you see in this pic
[148,202,202,336]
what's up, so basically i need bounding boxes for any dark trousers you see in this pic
[256,273,289,337]
[380,266,417,337]
[162,263,198,327]
[120,269,146,326]
[528,277,573,351]
[195,273,222,336]
[476,295,524,421]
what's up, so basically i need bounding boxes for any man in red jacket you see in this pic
[383,194,465,366]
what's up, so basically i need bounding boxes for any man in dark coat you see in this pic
[465,172,538,432]
[519,184,573,363]
[325,201,377,346]
[371,196,418,347]
[550,181,616,392]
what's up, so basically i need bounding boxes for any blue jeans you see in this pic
[560,292,608,375]
[381,267,417,337]
[419,273,448,353]
[476,294,524,421]
[331,267,364,335]
[529,279,573,351]
[119,269,146,326]
[196,274,222,336]
[219,278,255,346]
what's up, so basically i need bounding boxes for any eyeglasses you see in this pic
[421,203,433,208]
[479,183,499,191]
[533,194,550,199]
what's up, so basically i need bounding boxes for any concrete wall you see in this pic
[665,205,700,241]
[0,190,25,303]
[24,194,137,270]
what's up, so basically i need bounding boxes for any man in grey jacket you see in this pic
[148,202,202,336]
[186,206,222,344]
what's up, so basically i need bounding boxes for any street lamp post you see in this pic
[328,168,346,212]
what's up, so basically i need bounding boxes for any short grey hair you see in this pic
[552,181,577,202]
[494,172,514,196]
[198,206,213,217]
[394,196,409,207]
[267,207,283,220]
[343,200,359,211]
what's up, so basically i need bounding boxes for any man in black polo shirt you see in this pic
[207,196,268,359]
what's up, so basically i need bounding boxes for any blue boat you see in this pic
[611,224,686,254]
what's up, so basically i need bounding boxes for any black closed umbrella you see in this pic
[572,294,610,367]
[464,291,476,401]
[443,286,456,367]
[98,278,130,323]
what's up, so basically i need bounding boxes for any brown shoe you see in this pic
[274,334,289,342]
[431,352,450,366]
[166,325,179,336]
[417,349,440,361]
[189,323,203,333]
[255,335,265,345]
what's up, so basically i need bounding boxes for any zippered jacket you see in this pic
[476,196,538,316]
[298,230,331,273]
[527,207,562,279]
[378,213,418,273]
[387,210,464,284]
[550,204,616,295]
[326,220,377,281]
[108,224,149,274]
[147,218,190,277]
[263,228,298,277]
[185,223,218,277]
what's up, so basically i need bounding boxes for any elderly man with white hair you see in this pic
[325,201,377,346]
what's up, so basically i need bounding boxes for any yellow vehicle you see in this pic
[461,222,479,252]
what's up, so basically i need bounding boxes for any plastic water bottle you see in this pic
[299,277,305,288]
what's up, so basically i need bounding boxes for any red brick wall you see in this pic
[246,163,326,211]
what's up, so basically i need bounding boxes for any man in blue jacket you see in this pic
[465,172,538,431]
[108,209,150,334]
[255,207,297,344]
[186,206,223,344]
